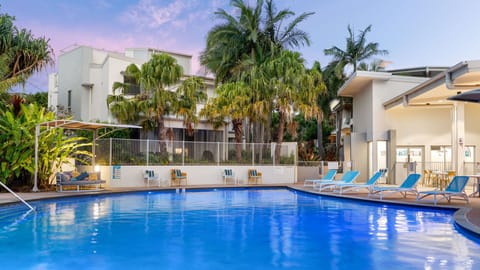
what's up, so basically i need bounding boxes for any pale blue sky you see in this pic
[3,0,480,92]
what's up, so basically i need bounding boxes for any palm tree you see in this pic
[201,0,314,148]
[0,11,53,92]
[175,76,207,135]
[309,61,330,159]
[324,25,388,74]
[107,64,143,129]
[357,58,387,72]
[260,50,323,163]
[108,54,207,151]
[200,82,252,162]
[201,0,313,84]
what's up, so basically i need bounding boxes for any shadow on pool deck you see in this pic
[0,183,479,236]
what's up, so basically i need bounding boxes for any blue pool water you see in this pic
[0,188,479,269]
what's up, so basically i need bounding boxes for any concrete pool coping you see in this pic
[0,184,479,237]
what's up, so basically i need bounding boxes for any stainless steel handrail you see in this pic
[0,181,35,211]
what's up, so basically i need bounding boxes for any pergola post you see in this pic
[33,124,40,192]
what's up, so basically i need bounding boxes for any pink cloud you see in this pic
[124,0,191,29]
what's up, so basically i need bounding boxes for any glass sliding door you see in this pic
[430,145,452,171]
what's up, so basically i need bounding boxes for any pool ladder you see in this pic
[175,188,186,193]
[0,181,35,211]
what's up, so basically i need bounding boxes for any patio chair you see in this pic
[143,169,160,187]
[222,169,236,184]
[416,175,470,205]
[313,170,359,192]
[422,170,431,186]
[170,169,187,186]
[248,169,262,184]
[333,171,383,194]
[304,169,337,187]
[369,173,421,199]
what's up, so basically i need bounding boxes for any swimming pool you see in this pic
[0,188,479,269]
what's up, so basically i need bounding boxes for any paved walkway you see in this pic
[0,184,479,236]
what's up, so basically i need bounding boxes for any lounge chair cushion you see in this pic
[59,173,69,182]
[89,172,98,180]
[251,170,257,176]
[72,172,89,181]
[225,169,233,176]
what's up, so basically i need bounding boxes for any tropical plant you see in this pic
[200,0,313,84]
[357,58,387,72]
[0,9,53,92]
[175,76,207,135]
[324,24,388,74]
[200,0,314,149]
[107,54,207,151]
[200,82,251,161]
[259,50,323,162]
[0,100,90,188]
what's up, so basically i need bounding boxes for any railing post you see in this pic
[182,140,185,166]
[109,138,112,166]
[252,143,255,167]
[217,142,220,166]
[273,143,275,167]
[146,139,149,166]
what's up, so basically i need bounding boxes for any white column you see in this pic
[452,102,465,174]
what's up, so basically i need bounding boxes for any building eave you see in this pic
[383,60,480,110]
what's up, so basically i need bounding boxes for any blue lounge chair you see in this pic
[334,171,383,194]
[416,176,470,205]
[304,169,337,187]
[369,173,421,199]
[314,170,360,192]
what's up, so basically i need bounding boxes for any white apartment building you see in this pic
[48,46,225,142]
[338,61,480,183]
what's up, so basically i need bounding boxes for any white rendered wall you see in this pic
[47,73,58,112]
[88,166,296,188]
[371,78,425,141]
[465,103,480,161]
[57,46,90,120]
[386,106,451,153]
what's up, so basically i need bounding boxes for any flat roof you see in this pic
[338,71,426,97]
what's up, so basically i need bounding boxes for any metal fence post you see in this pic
[182,140,185,166]
[146,139,149,166]
[217,142,220,166]
[109,137,112,166]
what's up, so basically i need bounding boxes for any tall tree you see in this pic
[200,0,313,146]
[200,0,313,83]
[175,76,207,135]
[324,25,388,74]
[260,51,323,163]
[107,54,207,151]
[0,10,53,92]
[200,82,251,162]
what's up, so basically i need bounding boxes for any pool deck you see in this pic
[1,184,479,236]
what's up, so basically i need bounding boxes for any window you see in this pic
[67,90,72,113]
[123,75,140,95]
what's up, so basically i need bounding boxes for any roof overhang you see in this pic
[338,71,392,96]
[384,60,480,109]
